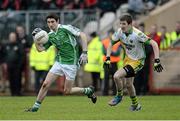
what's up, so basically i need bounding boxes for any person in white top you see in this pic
[104,14,163,111]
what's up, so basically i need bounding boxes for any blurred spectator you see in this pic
[171,21,180,44]
[37,0,57,10]
[16,25,32,91]
[0,0,21,10]
[101,30,122,95]
[128,0,145,18]
[148,24,161,47]
[132,20,139,28]
[4,32,24,96]
[20,0,39,10]
[145,0,159,11]
[85,0,97,9]
[55,0,64,9]
[30,43,55,94]
[16,25,32,50]
[112,0,127,10]
[71,0,85,9]
[138,22,145,32]
[97,0,116,17]
[84,32,103,91]
[134,22,152,95]
[0,42,7,92]
[158,26,171,50]
[63,0,74,9]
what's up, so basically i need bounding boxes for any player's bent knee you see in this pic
[42,82,50,89]
[64,88,71,94]
[113,74,119,82]
[113,73,123,82]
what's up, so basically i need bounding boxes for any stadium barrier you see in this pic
[149,38,180,94]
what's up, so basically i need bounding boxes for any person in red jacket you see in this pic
[148,24,161,48]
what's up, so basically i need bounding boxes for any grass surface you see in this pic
[0,95,180,120]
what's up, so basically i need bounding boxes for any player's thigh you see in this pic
[43,72,59,87]
[114,68,127,79]
[64,79,74,93]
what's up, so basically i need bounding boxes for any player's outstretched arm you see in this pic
[149,39,159,59]
[79,32,88,52]
[79,32,88,65]
[150,39,163,72]
[106,42,112,57]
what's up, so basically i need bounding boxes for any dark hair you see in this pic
[120,13,132,24]
[139,22,145,27]
[90,32,97,37]
[161,25,166,29]
[108,28,114,34]
[46,13,59,22]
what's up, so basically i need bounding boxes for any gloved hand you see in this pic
[32,28,42,37]
[79,51,88,65]
[31,67,36,71]
[154,58,163,72]
[103,56,111,70]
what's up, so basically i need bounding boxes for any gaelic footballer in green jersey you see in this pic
[26,13,97,112]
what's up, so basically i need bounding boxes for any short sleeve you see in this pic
[62,25,81,36]
[138,32,150,43]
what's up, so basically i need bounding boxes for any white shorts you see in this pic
[49,62,78,81]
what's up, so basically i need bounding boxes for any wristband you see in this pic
[82,51,88,54]
[154,58,160,63]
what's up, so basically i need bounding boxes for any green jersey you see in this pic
[43,24,81,65]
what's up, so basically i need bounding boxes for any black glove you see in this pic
[31,67,36,71]
[103,56,111,70]
[154,58,163,72]
[32,28,42,37]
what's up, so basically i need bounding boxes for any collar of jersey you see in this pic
[123,27,133,37]
[50,24,61,33]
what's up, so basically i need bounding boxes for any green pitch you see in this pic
[0,95,180,120]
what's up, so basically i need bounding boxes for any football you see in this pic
[34,30,49,44]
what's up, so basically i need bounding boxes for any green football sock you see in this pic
[116,89,123,96]
[130,96,138,105]
[83,87,92,95]
[32,101,41,109]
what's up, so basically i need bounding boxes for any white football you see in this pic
[34,30,49,44]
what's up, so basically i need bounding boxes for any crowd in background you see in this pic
[0,0,179,96]
[0,0,169,17]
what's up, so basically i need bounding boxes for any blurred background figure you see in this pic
[171,21,180,44]
[16,25,32,92]
[101,29,122,96]
[30,43,55,94]
[158,26,171,50]
[148,24,161,47]
[84,32,103,92]
[4,32,24,96]
[0,42,7,92]
[128,0,145,19]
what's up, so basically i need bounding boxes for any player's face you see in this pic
[120,21,131,33]
[47,18,59,31]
